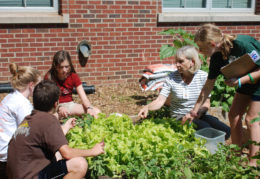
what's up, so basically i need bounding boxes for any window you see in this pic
[162,0,255,13]
[0,0,58,12]
[0,0,69,24]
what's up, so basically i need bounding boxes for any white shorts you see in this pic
[58,101,76,113]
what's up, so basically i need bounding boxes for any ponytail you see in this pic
[195,24,236,60]
[221,34,236,60]
[9,63,41,91]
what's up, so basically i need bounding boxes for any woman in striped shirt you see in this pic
[138,45,230,139]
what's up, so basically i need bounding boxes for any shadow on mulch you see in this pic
[130,94,157,106]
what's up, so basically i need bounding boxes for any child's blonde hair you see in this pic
[176,45,201,74]
[9,63,41,91]
[194,23,236,60]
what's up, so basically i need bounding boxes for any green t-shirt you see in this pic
[208,35,260,96]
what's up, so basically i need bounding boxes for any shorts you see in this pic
[252,95,260,101]
[236,83,259,95]
[0,161,7,179]
[58,102,76,113]
[38,159,68,179]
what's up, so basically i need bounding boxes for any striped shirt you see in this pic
[160,70,208,118]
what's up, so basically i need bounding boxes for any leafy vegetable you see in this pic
[66,112,258,178]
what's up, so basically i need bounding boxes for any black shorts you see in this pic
[0,161,7,179]
[236,83,259,95]
[38,159,68,179]
[252,95,260,101]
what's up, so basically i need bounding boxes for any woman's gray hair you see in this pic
[176,45,201,74]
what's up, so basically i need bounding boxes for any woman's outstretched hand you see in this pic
[182,110,197,125]
[138,106,149,119]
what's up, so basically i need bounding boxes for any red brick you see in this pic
[30,34,43,38]
[116,1,127,5]
[8,29,22,33]
[9,48,22,53]
[8,39,22,43]
[1,43,15,48]
[22,39,35,43]
[0,77,9,81]
[0,29,7,33]
[103,72,114,76]
[22,29,35,33]
[30,52,43,56]
[121,66,133,70]
[23,48,36,52]
[0,34,14,38]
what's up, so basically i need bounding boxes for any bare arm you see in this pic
[60,118,76,135]
[138,94,167,118]
[76,84,101,118]
[193,79,215,113]
[76,84,93,108]
[197,98,210,118]
[182,79,215,124]
[225,67,260,87]
[59,141,105,160]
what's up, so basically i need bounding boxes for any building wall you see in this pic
[1,0,260,85]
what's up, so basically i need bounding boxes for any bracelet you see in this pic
[248,73,255,84]
[238,78,242,88]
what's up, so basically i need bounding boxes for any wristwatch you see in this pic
[87,106,93,110]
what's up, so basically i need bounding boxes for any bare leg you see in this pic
[68,103,85,116]
[228,93,251,147]
[63,157,88,179]
[245,100,260,167]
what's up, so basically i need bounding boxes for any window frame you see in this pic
[162,0,256,13]
[0,0,58,13]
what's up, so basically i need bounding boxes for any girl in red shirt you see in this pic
[44,50,101,118]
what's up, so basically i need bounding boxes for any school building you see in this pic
[0,0,260,85]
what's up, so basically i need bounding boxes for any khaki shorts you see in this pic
[58,102,76,113]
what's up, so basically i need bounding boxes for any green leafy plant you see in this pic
[159,28,235,111]
[66,112,259,178]
[159,29,198,60]
[250,113,260,167]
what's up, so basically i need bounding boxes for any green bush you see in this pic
[66,113,259,178]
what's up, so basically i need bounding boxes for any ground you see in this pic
[84,82,157,117]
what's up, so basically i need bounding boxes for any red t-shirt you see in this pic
[44,72,82,103]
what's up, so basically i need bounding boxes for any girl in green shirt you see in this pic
[182,24,260,167]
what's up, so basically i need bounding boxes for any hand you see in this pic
[138,106,148,119]
[58,106,70,118]
[62,118,77,134]
[224,78,238,87]
[87,106,101,119]
[91,140,105,156]
[181,111,196,125]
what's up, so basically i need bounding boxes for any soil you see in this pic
[82,82,157,116]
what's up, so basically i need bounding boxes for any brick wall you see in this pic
[1,0,260,85]
[256,0,260,14]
